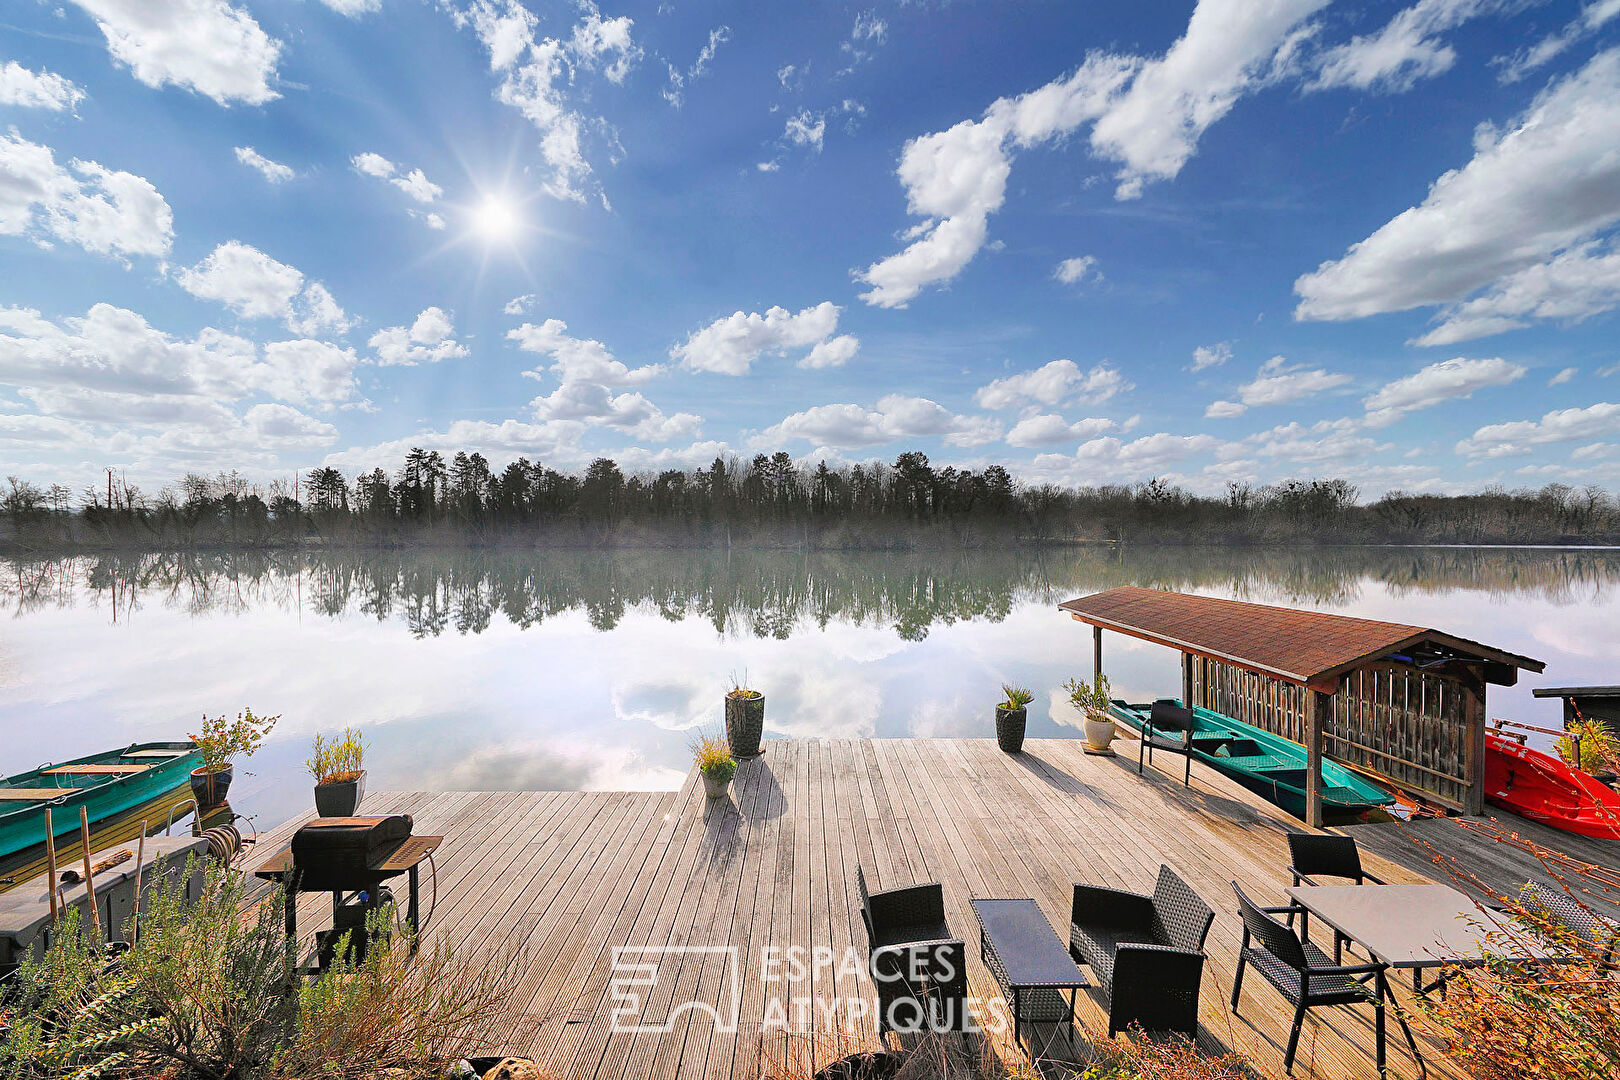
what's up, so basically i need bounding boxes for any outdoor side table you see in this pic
[970,898,1089,1044]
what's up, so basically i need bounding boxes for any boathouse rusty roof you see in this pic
[1058,586,1545,692]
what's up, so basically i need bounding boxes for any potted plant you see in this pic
[308,727,367,816]
[692,733,738,800]
[724,673,765,759]
[1065,673,1116,755]
[996,684,1034,754]
[1557,718,1618,783]
[187,707,278,808]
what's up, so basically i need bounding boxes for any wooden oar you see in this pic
[130,824,146,945]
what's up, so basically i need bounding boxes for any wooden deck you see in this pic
[245,738,1610,1080]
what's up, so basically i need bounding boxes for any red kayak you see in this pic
[1484,733,1620,840]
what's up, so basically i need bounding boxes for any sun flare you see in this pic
[470,195,521,242]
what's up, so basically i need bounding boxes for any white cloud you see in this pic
[176,242,351,335]
[855,53,1135,308]
[409,209,447,230]
[0,61,86,111]
[1295,50,1620,330]
[783,109,826,152]
[1457,402,1620,457]
[1233,418,1390,467]
[1309,0,1494,95]
[1030,432,1220,484]
[1205,399,1247,418]
[838,11,888,73]
[858,1,1319,307]
[504,294,536,315]
[69,0,283,106]
[368,307,469,367]
[351,153,442,203]
[1054,255,1102,286]
[1090,0,1325,200]
[1190,342,1232,370]
[319,0,382,16]
[1495,0,1620,84]
[672,302,854,375]
[234,146,294,183]
[1550,366,1578,386]
[450,0,638,203]
[974,359,1132,410]
[1362,356,1526,427]
[509,317,662,385]
[244,402,338,445]
[800,334,859,370]
[1229,355,1351,408]
[528,382,699,441]
[761,395,1000,450]
[0,133,173,260]
[662,24,729,107]
[1410,240,1620,345]
[1004,414,1117,447]
[0,303,361,408]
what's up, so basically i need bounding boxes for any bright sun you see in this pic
[470,195,522,242]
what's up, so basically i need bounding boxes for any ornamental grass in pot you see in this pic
[1065,673,1116,755]
[995,684,1033,754]
[309,726,367,816]
[693,734,739,800]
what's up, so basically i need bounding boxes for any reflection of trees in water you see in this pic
[2,546,1617,638]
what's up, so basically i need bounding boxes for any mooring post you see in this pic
[1093,625,1103,682]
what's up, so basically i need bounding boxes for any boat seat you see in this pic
[0,788,84,800]
[41,764,150,775]
[123,749,188,759]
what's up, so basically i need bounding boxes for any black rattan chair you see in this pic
[1285,833,1385,956]
[1138,699,1195,787]
[1520,880,1620,970]
[1069,864,1214,1036]
[1230,882,1421,1076]
[855,866,968,1032]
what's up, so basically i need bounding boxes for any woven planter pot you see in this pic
[725,692,765,758]
[190,765,233,808]
[995,706,1027,753]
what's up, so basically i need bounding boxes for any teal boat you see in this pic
[0,742,202,862]
[1107,700,1395,819]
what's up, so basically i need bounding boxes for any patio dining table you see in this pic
[1288,882,1555,1078]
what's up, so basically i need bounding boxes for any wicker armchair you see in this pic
[1231,882,1421,1076]
[1285,833,1385,957]
[855,867,968,1032]
[1138,699,1196,787]
[1069,864,1214,1036]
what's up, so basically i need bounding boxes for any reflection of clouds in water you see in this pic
[413,742,590,791]
[907,695,981,738]
[612,679,711,733]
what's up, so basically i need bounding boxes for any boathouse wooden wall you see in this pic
[1189,656,1484,812]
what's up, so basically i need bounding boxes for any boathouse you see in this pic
[1058,586,1546,825]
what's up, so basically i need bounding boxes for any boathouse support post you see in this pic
[1304,690,1327,829]
[1463,668,1488,816]
[1093,625,1103,682]
[1181,653,1195,713]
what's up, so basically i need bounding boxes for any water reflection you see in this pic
[7,545,1620,638]
[1,545,1617,831]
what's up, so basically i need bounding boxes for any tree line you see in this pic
[3,448,1618,548]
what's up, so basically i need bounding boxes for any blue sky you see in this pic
[2,0,1619,497]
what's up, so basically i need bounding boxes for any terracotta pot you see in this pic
[995,705,1027,753]
[315,770,367,816]
[725,691,765,758]
[190,765,233,808]
[1083,711,1117,754]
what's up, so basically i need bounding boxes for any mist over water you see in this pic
[2,546,1616,831]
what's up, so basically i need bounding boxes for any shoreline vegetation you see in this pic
[4,449,1619,552]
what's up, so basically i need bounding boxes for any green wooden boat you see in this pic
[0,742,202,861]
[1107,699,1395,819]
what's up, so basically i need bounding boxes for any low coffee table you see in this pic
[971,898,1089,1043]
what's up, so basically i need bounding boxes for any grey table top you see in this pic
[971,898,1089,987]
[1287,883,1550,968]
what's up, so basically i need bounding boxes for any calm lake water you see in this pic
[2,546,1616,832]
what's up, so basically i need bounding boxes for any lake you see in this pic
[2,545,1616,832]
